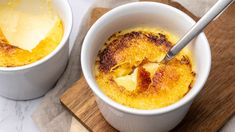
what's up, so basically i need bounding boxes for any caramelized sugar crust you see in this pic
[95,28,195,109]
[98,31,172,73]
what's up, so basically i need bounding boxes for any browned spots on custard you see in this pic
[98,31,173,72]
[147,33,172,49]
[150,63,181,92]
[98,48,117,73]
[0,29,18,54]
[152,71,164,86]
[0,40,17,53]
[192,72,196,77]
[151,71,164,92]
[138,58,151,66]
[179,56,193,70]
[189,80,194,89]
[136,66,151,93]
[98,31,141,72]
[180,56,190,65]
[189,72,196,89]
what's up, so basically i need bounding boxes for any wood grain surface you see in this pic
[70,118,89,132]
[61,1,235,132]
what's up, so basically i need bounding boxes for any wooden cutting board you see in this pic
[60,1,235,132]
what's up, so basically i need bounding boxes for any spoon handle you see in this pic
[163,0,234,62]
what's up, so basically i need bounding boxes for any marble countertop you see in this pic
[0,0,234,132]
[0,96,41,132]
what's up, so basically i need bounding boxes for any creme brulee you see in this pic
[95,27,196,109]
[0,20,63,67]
[0,0,63,67]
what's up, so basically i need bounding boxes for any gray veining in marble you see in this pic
[0,96,41,132]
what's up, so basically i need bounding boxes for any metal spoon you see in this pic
[161,0,234,63]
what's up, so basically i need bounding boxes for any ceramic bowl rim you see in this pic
[81,2,211,116]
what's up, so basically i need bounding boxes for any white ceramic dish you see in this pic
[0,0,72,100]
[81,2,211,132]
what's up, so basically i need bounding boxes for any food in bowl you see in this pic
[95,27,196,109]
[0,0,63,67]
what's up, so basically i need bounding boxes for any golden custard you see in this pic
[0,0,63,67]
[0,20,63,67]
[95,27,196,109]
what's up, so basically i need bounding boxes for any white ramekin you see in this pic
[81,2,211,132]
[0,0,72,100]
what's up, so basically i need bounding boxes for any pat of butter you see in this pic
[115,63,159,91]
[0,0,59,51]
